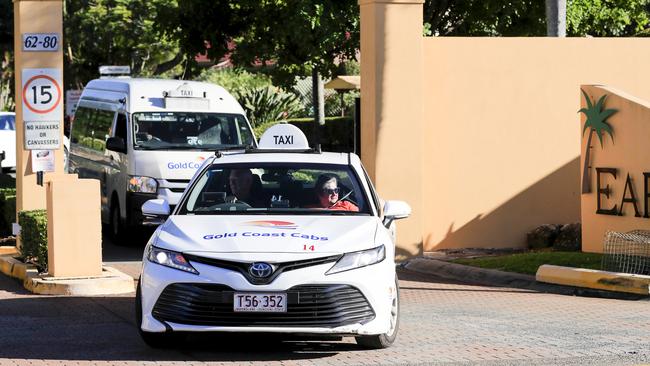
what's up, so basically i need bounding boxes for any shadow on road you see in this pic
[0,294,367,362]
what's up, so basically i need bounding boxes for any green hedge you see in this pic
[0,188,16,236]
[256,117,355,153]
[18,210,48,271]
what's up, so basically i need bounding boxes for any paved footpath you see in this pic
[0,266,649,365]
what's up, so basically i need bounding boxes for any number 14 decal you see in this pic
[303,244,316,251]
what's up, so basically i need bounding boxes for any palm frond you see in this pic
[595,94,607,110]
[599,108,616,121]
[581,89,593,109]
[579,91,617,147]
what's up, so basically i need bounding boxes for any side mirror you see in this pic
[382,200,411,227]
[142,199,170,226]
[106,136,127,153]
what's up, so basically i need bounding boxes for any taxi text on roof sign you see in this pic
[258,123,310,150]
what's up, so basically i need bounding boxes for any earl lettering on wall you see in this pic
[580,85,650,252]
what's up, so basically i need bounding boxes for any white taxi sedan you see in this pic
[137,124,411,349]
[0,112,16,172]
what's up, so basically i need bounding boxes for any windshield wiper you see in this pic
[156,145,209,150]
[214,144,251,152]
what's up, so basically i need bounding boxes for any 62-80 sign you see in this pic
[22,33,60,52]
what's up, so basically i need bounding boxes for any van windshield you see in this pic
[132,112,254,150]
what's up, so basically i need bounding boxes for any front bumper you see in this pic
[139,255,396,336]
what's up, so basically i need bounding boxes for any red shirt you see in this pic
[307,201,359,212]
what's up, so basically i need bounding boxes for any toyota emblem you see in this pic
[249,262,274,278]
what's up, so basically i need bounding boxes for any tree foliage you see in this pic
[161,0,359,87]
[567,0,650,36]
[154,0,251,79]
[423,0,546,36]
[0,0,14,111]
[231,0,359,87]
[64,0,182,89]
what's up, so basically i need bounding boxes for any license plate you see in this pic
[233,293,287,312]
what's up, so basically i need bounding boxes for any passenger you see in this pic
[308,174,358,212]
[227,169,265,207]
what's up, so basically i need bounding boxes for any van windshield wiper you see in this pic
[214,144,251,151]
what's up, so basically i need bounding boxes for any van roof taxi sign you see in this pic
[164,83,197,98]
[163,83,210,110]
[258,123,310,150]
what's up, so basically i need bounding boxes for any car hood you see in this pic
[155,215,380,257]
[133,150,215,180]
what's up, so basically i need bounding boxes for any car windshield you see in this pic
[132,112,253,150]
[179,163,372,215]
[0,115,15,131]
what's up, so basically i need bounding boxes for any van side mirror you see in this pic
[142,199,170,226]
[106,136,127,153]
[382,200,411,228]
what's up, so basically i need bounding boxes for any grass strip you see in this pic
[451,251,603,275]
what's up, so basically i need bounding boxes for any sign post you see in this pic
[10,0,124,290]
[14,0,65,242]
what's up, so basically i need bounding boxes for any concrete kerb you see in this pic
[537,264,650,296]
[403,257,648,300]
[0,251,134,296]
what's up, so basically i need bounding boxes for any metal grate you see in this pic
[152,283,375,328]
[601,230,650,275]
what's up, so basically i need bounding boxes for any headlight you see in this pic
[147,246,198,274]
[128,176,158,193]
[326,245,386,275]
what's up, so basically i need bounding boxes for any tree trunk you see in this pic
[154,52,184,75]
[546,0,566,37]
[581,129,594,194]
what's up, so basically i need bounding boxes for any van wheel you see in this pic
[109,201,128,244]
[355,277,400,349]
[136,280,178,348]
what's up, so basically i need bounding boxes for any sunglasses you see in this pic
[321,187,340,195]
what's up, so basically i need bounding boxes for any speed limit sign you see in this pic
[22,68,63,121]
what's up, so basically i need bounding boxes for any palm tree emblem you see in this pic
[579,89,616,194]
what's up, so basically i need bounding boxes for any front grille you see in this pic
[152,283,375,328]
[168,187,186,193]
[184,254,342,285]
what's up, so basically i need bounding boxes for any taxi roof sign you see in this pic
[99,65,131,76]
[258,123,310,150]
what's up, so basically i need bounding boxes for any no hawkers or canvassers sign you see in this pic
[22,68,63,150]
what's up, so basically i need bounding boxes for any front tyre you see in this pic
[135,280,178,348]
[356,277,400,349]
[110,200,127,243]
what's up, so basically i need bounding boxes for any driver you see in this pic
[227,169,265,207]
[308,174,358,212]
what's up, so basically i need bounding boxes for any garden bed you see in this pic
[450,250,603,276]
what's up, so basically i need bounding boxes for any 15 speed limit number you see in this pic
[22,69,63,121]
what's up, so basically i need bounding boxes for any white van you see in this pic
[68,78,256,241]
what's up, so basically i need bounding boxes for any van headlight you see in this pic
[147,246,198,274]
[128,176,158,193]
[326,245,386,275]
